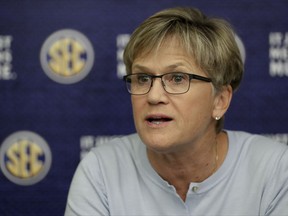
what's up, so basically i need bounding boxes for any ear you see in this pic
[212,85,233,119]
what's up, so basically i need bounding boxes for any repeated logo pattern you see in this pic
[0,131,52,186]
[40,29,94,84]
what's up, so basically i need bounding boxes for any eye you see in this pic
[137,74,151,84]
[166,73,188,84]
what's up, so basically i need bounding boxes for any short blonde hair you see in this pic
[123,7,244,132]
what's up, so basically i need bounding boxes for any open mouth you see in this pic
[146,115,173,125]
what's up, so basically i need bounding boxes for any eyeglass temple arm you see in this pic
[190,74,212,82]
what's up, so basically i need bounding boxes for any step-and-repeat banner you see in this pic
[0,0,287,215]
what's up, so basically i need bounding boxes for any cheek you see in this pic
[131,97,144,123]
[177,96,215,125]
[131,97,141,112]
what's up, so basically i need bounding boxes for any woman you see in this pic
[65,7,288,215]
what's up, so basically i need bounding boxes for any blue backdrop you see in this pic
[0,0,287,215]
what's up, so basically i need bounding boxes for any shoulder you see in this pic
[90,133,141,158]
[226,130,288,175]
[224,131,288,214]
[65,135,141,216]
[229,131,288,214]
[227,130,288,153]
[226,130,288,176]
[79,133,142,173]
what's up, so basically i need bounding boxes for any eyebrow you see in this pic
[132,64,150,72]
[132,63,187,73]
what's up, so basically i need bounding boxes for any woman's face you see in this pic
[131,38,221,154]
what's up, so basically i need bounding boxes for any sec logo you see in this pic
[0,131,52,186]
[40,29,94,84]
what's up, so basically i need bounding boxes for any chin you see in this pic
[137,126,180,151]
[141,135,177,154]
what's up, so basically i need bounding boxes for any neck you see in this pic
[147,140,218,182]
[147,131,227,201]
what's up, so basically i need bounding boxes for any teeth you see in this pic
[152,121,161,125]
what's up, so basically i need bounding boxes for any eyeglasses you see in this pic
[123,72,212,95]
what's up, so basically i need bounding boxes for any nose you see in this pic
[147,78,168,104]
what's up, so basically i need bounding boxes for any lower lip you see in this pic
[145,120,172,128]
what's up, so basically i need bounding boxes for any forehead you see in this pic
[135,37,192,61]
[132,37,199,70]
[138,35,189,56]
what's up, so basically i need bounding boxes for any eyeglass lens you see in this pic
[125,73,191,95]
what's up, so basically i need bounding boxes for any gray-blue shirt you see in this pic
[65,131,288,215]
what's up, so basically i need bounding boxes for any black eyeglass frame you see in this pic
[123,72,212,95]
